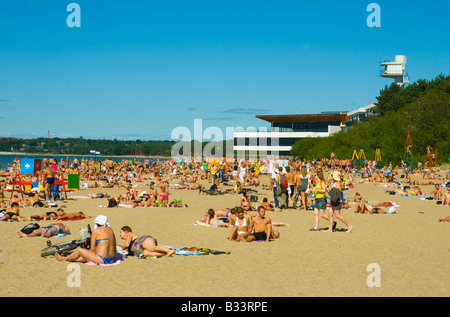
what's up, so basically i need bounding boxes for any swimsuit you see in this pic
[298,176,309,192]
[5,212,16,219]
[95,238,116,264]
[251,231,267,241]
[130,235,156,255]
[96,254,116,264]
[235,217,248,235]
[95,238,111,245]
[46,177,55,185]
[43,225,62,235]
[33,201,45,207]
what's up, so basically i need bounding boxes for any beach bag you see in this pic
[280,174,288,189]
[20,223,40,234]
[329,187,341,206]
[107,198,118,208]
[297,177,309,192]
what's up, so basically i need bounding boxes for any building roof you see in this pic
[256,114,348,124]
[346,103,377,116]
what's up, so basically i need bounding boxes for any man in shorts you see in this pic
[245,206,276,242]
[0,202,21,222]
[42,162,56,202]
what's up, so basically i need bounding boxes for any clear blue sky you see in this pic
[0,0,449,141]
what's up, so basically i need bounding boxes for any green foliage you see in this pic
[291,75,450,167]
[375,74,450,116]
[0,137,176,157]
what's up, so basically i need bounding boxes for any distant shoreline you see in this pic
[0,151,170,159]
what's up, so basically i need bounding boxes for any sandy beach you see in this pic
[0,170,449,298]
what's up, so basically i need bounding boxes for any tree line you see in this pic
[0,137,176,157]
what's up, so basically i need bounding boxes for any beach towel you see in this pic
[392,194,431,198]
[29,216,87,221]
[175,247,230,256]
[227,237,272,242]
[59,217,88,221]
[66,195,91,199]
[118,204,133,208]
[194,221,211,227]
[385,206,397,214]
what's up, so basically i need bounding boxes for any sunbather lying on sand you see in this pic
[120,226,174,257]
[18,223,70,237]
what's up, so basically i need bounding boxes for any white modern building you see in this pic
[346,103,377,127]
[380,55,409,88]
[233,113,348,157]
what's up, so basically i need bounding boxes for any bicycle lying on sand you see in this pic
[41,224,92,257]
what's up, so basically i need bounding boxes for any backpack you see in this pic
[107,198,118,208]
[20,223,40,234]
[329,187,341,206]
[280,174,288,189]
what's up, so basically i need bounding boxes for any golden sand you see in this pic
[0,173,449,297]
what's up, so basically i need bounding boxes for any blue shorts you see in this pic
[314,198,327,210]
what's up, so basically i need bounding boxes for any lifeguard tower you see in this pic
[380,55,409,88]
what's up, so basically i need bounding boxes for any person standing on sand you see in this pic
[271,164,279,209]
[18,222,70,238]
[276,166,288,209]
[296,166,311,212]
[310,170,331,231]
[285,166,295,208]
[324,181,352,233]
[42,162,56,202]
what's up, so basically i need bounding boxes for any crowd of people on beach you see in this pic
[1,154,449,264]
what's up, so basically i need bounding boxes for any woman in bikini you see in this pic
[18,222,70,237]
[202,208,233,227]
[56,211,91,220]
[55,215,117,264]
[27,208,65,221]
[228,207,251,242]
[158,181,169,207]
[120,226,174,257]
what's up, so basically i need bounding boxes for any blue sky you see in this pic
[0,0,449,141]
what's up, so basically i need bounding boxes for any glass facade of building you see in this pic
[272,121,342,132]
